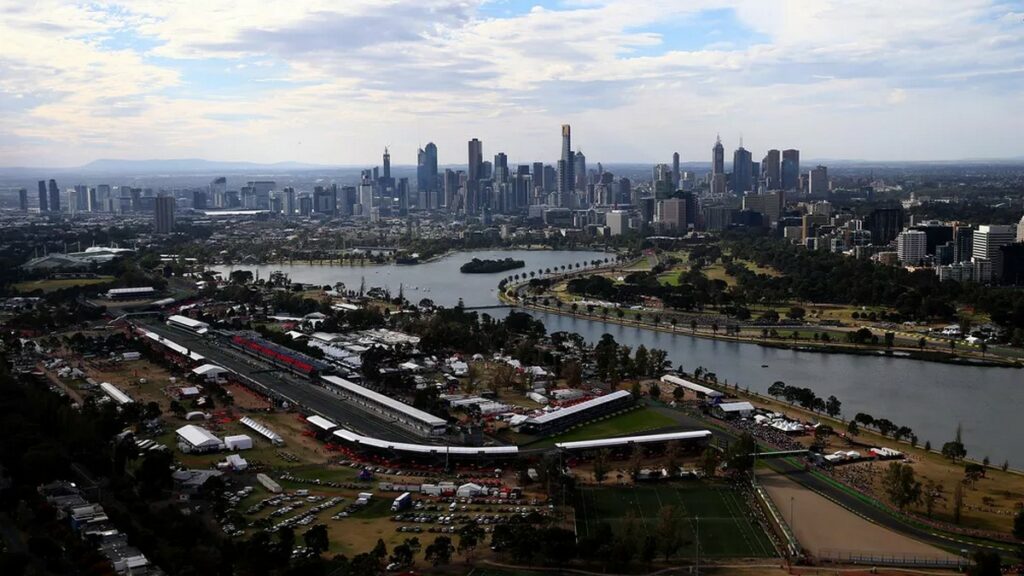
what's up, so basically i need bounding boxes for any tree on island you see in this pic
[942,423,968,462]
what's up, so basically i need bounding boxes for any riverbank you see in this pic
[503,289,1020,368]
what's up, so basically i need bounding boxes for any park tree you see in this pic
[424,535,455,566]
[457,521,485,562]
[846,420,860,437]
[942,424,968,462]
[726,433,757,475]
[649,382,661,401]
[882,462,922,512]
[699,447,721,478]
[657,506,686,561]
[303,524,330,556]
[592,449,610,484]
[923,479,939,518]
[768,381,786,399]
[825,395,841,418]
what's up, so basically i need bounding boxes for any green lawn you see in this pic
[574,483,777,558]
[538,408,677,446]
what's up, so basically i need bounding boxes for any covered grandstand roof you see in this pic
[141,330,204,362]
[321,375,446,428]
[192,364,228,376]
[168,315,210,334]
[528,390,632,425]
[660,374,724,398]
[99,382,133,405]
[554,430,712,451]
[332,428,518,456]
[306,415,338,432]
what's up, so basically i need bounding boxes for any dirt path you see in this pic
[757,470,949,559]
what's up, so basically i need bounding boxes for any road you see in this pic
[135,319,426,443]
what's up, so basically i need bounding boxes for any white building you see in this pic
[973,224,1016,279]
[607,210,629,236]
[896,230,927,265]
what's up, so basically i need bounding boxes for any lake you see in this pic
[214,249,1023,465]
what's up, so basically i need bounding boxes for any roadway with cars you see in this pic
[135,319,426,443]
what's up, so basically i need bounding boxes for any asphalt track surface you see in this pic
[136,319,426,443]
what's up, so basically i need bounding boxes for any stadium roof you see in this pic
[528,390,632,425]
[176,425,223,448]
[168,315,210,333]
[142,330,204,362]
[322,375,446,428]
[717,401,755,413]
[555,430,712,451]
[306,415,338,432]
[192,364,228,376]
[661,374,724,398]
[332,428,518,456]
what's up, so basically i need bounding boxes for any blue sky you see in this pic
[1,0,1023,166]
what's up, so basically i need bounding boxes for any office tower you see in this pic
[37,181,48,212]
[809,165,829,197]
[467,138,483,214]
[154,195,175,233]
[573,150,586,191]
[74,185,88,212]
[672,152,680,188]
[897,230,928,265]
[543,164,557,193]
[954,225,975,263]
[731,145,752,194]
[87,187,98,211]
[762,149,781,189]
[781,149,800,191]
[397,177,410,214]
[742,191,785,225]
[48,179,60,212]
[382,147,391,181]
[866,207,904,245]
[67,189,78,215]
[210,177,227,208]
[531,162,544,190]
[247,181,275,209]
[972,224,1017,279]
[358,183,374,216]
[299,195,313,217]
[661,198,687,231]
[712,135,725,175]
[443,169,458,210]
[493,152,508,183]
[653,164,673,199]
[416,142,438,206]
[558,125,574,202]
[313,186,334,214]
[607,211,629,235]
[338,186,356,216]
[193,190,208,210]
[18,188,28,211]
[281,187,296,216]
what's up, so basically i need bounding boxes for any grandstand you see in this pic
[332,428,518,459]
[520,390,634,436]
[321,375,447,437]
[167,314,210,335]
[229,332,331,378]
[239,416,285,446]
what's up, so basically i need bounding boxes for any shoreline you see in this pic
[503,291,1021,369]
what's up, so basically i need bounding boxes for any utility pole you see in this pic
[695,515,700,575]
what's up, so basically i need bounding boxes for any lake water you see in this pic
[215,250,1023,465]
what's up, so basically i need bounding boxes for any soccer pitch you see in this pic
[573,482,778,558]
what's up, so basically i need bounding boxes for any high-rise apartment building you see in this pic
[558,125,574,205]
[661,198,687,232]
[154,195,175,234]
[48,179,60,212]
[467,138,483,214]
[897,230,927,265]
[18,188,28,211]
[672,152,680,188]
[37,180,48,212]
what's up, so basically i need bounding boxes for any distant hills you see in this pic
[77,158,337,173]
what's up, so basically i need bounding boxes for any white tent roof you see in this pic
[717,401,755,413]
[555,430,712,451]
[192,364,228,376]
[176,425,222,448]
[306,415,338,432]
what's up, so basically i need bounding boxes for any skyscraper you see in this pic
[762,149,781,189]
[672,152,680,188]
[467,138,483,214]
[731,145,753,194]
[809,165,829,197]
[18,188,28,211]
[781,149,800,191]
[712,135,725,175]
[37,181,47,212]
[558,125,574,205]
[973,225,1017,280]
[210,177,227,208]
[416,142,438,208]
[382,147,391,181]
[493,152,509,183]
[154,195,175,234]
[48,179,60,212]
[573,150,586,191]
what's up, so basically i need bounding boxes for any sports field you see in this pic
[574,482,777,558]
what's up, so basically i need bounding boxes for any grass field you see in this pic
[574,483,777,558]
[535,408,678,447]
[14,276,114,293]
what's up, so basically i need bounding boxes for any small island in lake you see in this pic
[460,257,526,274]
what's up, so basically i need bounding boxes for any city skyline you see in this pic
[2,1,1024,167]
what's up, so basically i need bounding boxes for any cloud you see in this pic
[0,0,1023,166]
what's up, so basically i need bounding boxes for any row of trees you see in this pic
[767,381,842,417]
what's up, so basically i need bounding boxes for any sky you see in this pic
[1,0,1023,167]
